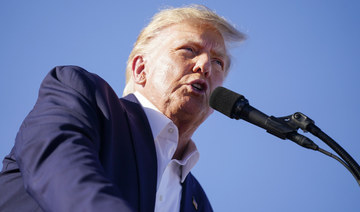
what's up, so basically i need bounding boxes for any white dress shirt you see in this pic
[134,92,200,212]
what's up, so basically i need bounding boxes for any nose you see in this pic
[193,53,211,78]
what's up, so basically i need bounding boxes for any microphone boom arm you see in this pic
[271,111,360,186]
[209,86,360,185]
[233,100,318,150]
[235,100,360,185]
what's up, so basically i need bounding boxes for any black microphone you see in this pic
[209,86,318,150]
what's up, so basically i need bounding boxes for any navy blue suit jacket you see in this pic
[0,66,213,212]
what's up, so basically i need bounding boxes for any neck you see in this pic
[171,118,198,160]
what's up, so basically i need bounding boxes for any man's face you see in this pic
[139,21,227,128]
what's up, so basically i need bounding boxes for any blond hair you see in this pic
[123,5,245,96]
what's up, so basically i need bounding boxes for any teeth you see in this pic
[192,83,203,90]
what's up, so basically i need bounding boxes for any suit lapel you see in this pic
[120,94,157,212]
[180,173,213,212]
[180,174,197,212]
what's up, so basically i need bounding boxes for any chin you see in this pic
[186,104,210,118]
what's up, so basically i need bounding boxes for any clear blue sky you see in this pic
[1,0,359,211]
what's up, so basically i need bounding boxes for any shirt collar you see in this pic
[134,91,172,140]
[175,140,200,182]
[134,91,199,182]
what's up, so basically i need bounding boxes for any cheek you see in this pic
[150,72,170,91]
[148,63,178,91]
[146,51,193,91]
[156,61,188,84]
[211,72,225,88]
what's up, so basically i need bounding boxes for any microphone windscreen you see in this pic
[209,86,243,118]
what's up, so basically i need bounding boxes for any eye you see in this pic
[183,47,195,53]
[178,46,196,58]
[213,58,224,70]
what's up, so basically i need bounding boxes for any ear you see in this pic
[132,55,146,85]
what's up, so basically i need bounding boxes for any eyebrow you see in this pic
[178,39,228,60]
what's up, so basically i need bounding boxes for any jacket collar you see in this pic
[120,94,158,211]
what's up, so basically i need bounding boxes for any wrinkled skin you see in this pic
[133,21,228,159]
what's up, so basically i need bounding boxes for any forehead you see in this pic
[153,21,227,55]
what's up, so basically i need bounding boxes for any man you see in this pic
[0,5,244,212]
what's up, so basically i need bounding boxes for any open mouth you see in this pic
[192,83,204,91]
[190,80,207,93]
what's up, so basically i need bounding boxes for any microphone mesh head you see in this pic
[209,86,242,118]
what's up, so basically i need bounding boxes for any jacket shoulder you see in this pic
[44,66,109,99]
